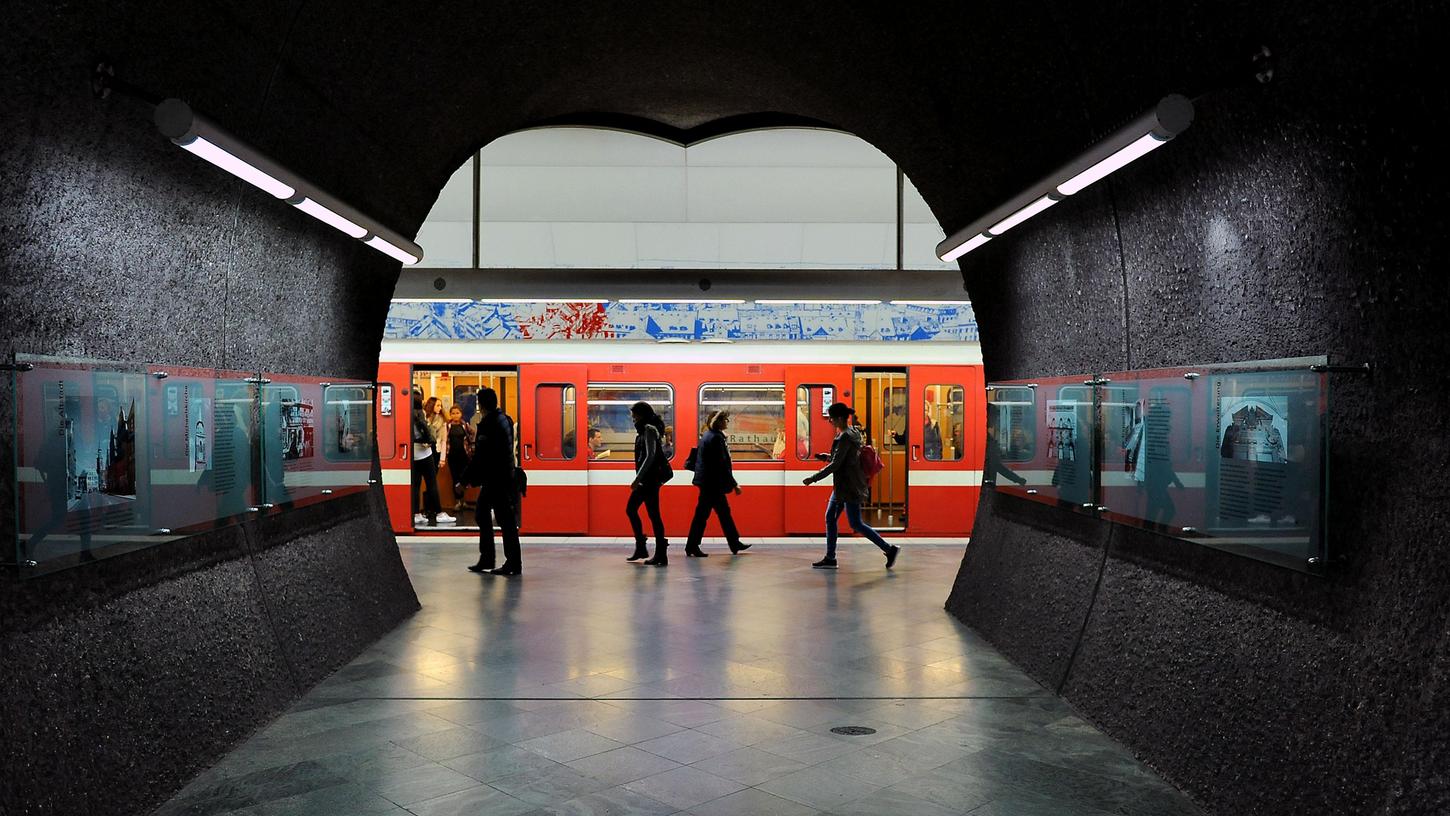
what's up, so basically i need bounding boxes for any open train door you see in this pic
[784,365,851,534]
[375,362,413,532]
[908,364,986,535]
[518,364,590,533]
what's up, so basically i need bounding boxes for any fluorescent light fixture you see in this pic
[155,98,424,265]
[701,338,735,344]
[366,235,420,265]
[179,137,295,198]
[293,197,367,238]
[392,298,472,303]
[988,195,1059,235]
[1057,133,1166,195]
[940,233,991,262]
[890,300,973,306]
[489,298,610,304]
[935,94,1193,262]
[619,299,746,304]
[754,299,882,305]
[657,337,691,344]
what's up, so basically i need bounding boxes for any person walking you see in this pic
[410,393,444,527]
[684,410,751,557]
[802,402,899,570]
[462,387,522,576]
[626,401,672,565]
[445,404,474,511]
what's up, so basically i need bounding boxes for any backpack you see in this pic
[859,444,884,480]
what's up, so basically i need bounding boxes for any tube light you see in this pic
[890,300,973,306]
[155,99,424,265]
[489,298,611,304]
[935,94,1194,262]
[179,137,295,198]
[1057,133,1166,196]
[619,299,746,304]
[293,197,367,238]
[940,233,991,262]
[754,299,882,305]
[988,195,1059,235]
[366,236,420,265]
[392,298,472,303]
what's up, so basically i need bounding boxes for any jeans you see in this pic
[824,492,892,558]
[686,487,741,548]
[476,488,521,568]
[626,483,667,545]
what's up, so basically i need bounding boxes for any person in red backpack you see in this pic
[802,402,899,570]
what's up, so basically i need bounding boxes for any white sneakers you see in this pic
[413,513,426,524]
[414,512,457,526]
[436,513,457,524]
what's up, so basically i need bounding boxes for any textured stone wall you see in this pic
[0,3,421,815]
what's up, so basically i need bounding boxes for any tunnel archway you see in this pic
[4,3,1448,815]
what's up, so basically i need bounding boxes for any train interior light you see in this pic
[154,98,424,265]
[936,94,1194,262]
[754,299,883,305]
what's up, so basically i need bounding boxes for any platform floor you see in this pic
[157,539,1200,816]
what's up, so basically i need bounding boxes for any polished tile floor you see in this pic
[156,538,1200,816]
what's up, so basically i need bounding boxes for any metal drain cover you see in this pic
[830,725,878,736]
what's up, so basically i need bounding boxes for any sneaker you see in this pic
[812,557,838,569]
[885,545,901,569]
[436,512,457,524]
[413,513,427,525]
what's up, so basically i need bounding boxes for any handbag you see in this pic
[684,446,699,472]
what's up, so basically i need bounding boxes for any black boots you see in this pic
[728,541,752,554]
[467,559,494,573]
[644,542,669,566]
[627,541,650,562]
[489,563,521,576]
[684,543,709,558]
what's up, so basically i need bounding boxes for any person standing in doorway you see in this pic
[627,401,671,565]
[445,404,474,512]
[463,387,522,576]
[411,393,443,527]
[803,402,899,570]
[685,410,750,557]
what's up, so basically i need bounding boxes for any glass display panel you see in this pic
[699,384,786,461]
[535,384,578,460]
[986,375,1098,511]
[586,384,675,460]
[258,375,373,508]
[795,384,838,461]
[923,384,966,461]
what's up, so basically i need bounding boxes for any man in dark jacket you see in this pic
[684,411,751,557]
[462,388,522,576]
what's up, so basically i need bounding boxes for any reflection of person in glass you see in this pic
[1138,402,1185,527]
[191,419,207,472]
[984,406,1027,487]
[26,415,94,562]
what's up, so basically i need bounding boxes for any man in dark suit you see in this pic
[462,388,522,576]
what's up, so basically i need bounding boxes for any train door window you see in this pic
[989,385,1036,462]
[795,384,837,461]
[923,384,965,461]
[586,384,674,459]
[323,384,375,462]
[536,384,578,460]
[699,384,785,461]
[377,383,397,460]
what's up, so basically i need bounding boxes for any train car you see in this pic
[377,341,985,537]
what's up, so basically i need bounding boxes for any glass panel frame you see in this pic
[795,384,837,462]
[535,383,578,461]
[585,383,675,461]
[923,384,966,462]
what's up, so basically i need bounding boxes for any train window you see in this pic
[535,384,578,461]
[795,384,838,461]
[323,384,376,462]
[699,384,786,461]
[989,385,1036,462]
[586,384,675,460]
[923,385,965,461]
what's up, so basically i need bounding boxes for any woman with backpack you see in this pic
[627,401,672,565]
[802,402,900,570]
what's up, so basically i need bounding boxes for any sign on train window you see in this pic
[535,384,577,461]
[699,384,786,461]
[586,384,675,460]
[923,385,965,461]
[796,384,837,461]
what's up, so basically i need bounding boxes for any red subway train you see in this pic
[376,341,985,537]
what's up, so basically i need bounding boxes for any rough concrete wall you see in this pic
[948,2,1450,815]
[0,3,421,815]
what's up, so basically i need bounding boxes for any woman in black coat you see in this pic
[626,401,672,565]
[684,410,750,557]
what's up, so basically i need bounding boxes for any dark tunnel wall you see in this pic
[2,1,1447,815]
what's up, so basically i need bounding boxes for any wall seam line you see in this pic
[1058,523,1113,695]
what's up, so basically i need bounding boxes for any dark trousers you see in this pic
[626,483,667,545]
[477,488,521,567]
[686,487,741,548]
[412,454,441,519]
